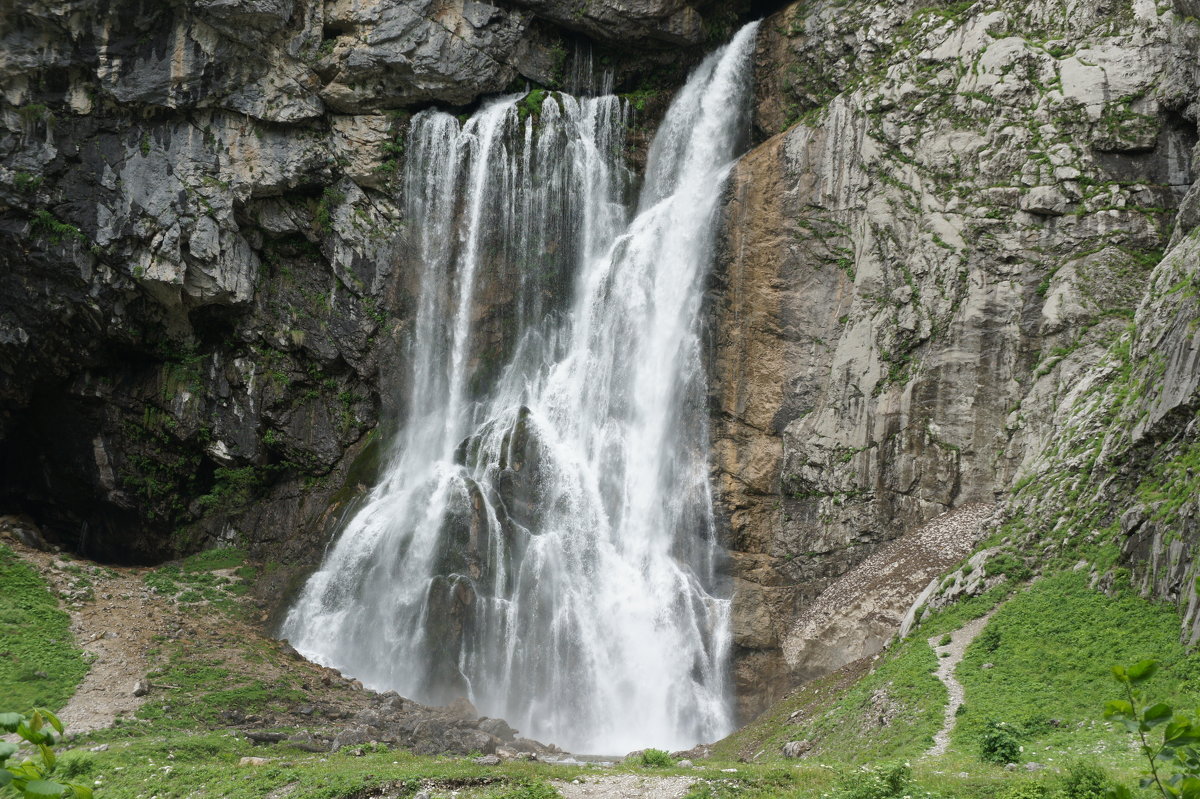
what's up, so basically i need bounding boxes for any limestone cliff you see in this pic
[4,0,1200,732]
[712,0,1200,720]
[0,0,747,564]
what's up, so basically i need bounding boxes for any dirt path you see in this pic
[925,610,997,757]
[553,775,698,799]
[19,550,172,732]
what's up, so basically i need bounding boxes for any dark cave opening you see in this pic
[0,388,158,565]
[748,0,794,20]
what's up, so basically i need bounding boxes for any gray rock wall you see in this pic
[0,0,744,563]
[712,0,1200,721]
[6,0,1200,730]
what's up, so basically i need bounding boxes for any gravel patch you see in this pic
[553,775,698,799]
[925,608,999,757]
[783,503,996,663]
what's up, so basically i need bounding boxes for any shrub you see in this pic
[835,761,913,799]
[29,210,86,245]
[980,720,1022,764]
[638,748,675,767]
[55,751,96,780]
[1059,759,1110,799]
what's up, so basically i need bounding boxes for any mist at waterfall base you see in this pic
[282,23,760,754]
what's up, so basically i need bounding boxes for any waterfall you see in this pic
[282,22,760,754]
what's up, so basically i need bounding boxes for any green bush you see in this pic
[56,751,96,780]
[980,720,1022,764]
[1059,760,1110,799]
[835,761,913,799]
[638,748,675,767]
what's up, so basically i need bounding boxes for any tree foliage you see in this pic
[1106,660,1200,799]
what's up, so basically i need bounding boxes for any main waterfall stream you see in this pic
[283,23,760,754]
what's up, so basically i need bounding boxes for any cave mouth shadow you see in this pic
[749,0,794,20]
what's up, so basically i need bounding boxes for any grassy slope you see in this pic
[952,571,1200,759]
[713,570,1198,787]
[0,544,88,711]
[710,638,945,765]
[713,583,1011,766]
[5,545,1197,799]
[71,732,585,799]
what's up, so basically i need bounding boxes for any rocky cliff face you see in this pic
[6,0,1200,732]
[712,0,1200,720]
[0,0,748,564]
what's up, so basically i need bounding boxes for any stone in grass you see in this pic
[288,732,331,753]
[782,740,812,758]
[132,679,151,697]
[239,757,271,766]
[474,754,501,765]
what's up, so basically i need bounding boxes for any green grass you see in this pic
[143,548,253,606]
[0,545,89,711]
[59,731,1084,799]
[65,730,590,799]
[131,628,306,729]
[712,636,945,764]
[802,636,946,763]
[712,565,1197,784]
[952,571,1200,758]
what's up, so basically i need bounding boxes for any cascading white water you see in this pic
[283,22,760,754]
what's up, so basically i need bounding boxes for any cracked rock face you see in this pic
[712,0,1200,721]
[0,0,736,563]
[5,0,1200,739]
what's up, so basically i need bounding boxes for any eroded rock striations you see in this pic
[712,0,1200,720]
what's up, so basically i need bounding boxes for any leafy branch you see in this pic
[0,708,94,798]
[1105,660,1200,799]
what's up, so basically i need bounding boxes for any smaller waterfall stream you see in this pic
[283,23,760,754]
